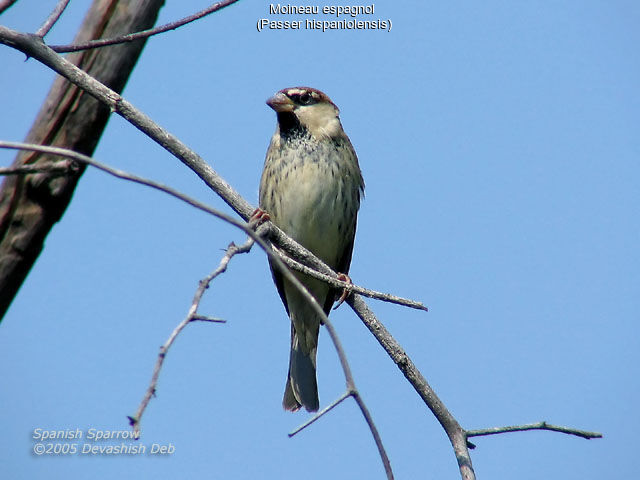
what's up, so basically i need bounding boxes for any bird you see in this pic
[259,87,364,412]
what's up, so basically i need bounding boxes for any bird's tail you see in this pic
[283,325,319,412]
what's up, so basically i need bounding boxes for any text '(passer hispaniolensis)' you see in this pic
[257,4,392,33]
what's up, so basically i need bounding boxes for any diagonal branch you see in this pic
[348,294,475,480]
[36,0,71,38]
[0,0,18,15]
[289,390,352,436]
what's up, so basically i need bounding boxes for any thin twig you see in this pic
[276,250,428,311]
[466,421,603,440]
[191,314,226,323]
[130,237,254,435]
[49,0,241,53]
[290,390,352,436]
[352,389,393,477]
[0,0,18,15]
[0,141,246,224]
[0,159,76,174]
[35,0,70,38]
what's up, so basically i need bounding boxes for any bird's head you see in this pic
[267,87,343,139]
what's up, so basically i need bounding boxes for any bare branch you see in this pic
[0,160,76,175]
[466,421,603,440]
[0,140,246,224]
[35,0,70,38]
[290,390,352,436]
[130,237,254,436]
[275,248,428,311]
[50,0,241,53]
[0,0,18,15]
[348,294,476,480]
[191,314,226,323]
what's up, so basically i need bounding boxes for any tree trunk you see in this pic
[0,0,165,320]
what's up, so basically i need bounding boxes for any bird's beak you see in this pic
[266,92,295,113]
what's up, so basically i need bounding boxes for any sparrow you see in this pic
[259,87,364,412]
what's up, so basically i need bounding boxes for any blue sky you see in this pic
[1,1,638,478]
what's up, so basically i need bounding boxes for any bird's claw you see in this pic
[249,207,271,228]
[333,273,353,310]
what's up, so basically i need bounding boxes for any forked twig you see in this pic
[49,0,241,53]
[129,237,254,435]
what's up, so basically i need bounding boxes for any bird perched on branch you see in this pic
[259,87,364,412]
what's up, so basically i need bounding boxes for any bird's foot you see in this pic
[333,273,353,310]
[249,207,271,229]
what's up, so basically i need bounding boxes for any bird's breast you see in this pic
[260,137,360,269]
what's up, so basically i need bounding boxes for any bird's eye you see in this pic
[299,92,313,105]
